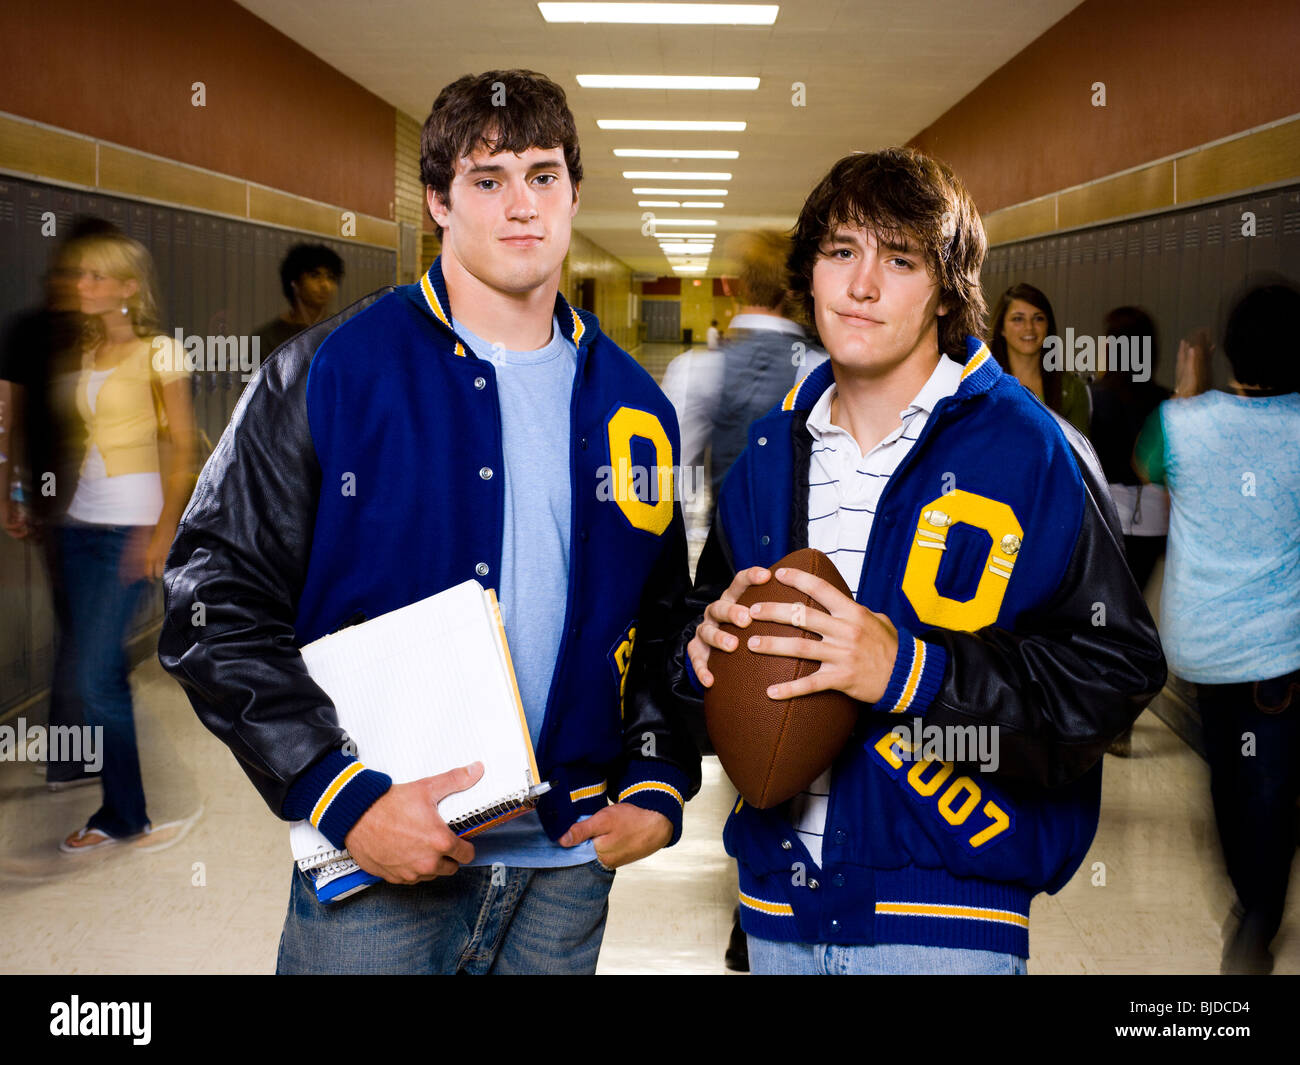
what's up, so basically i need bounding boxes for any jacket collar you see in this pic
[774,335,1001,415]
[413,255,595,359]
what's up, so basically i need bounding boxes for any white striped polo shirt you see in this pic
[790,352,964,865]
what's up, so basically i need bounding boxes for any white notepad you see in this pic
[288,580,546,901]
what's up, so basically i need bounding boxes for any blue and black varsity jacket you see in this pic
[671,338,1166,957]
[159,257,701,853]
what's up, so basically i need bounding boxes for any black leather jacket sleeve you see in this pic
[619,503,704,797]
[158,314,362,819]
[665,513,738,744]
[920,418,1167,788]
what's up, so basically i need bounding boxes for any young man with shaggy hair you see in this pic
[673,148,1166,974]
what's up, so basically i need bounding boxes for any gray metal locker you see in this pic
[1084,224,1108,333]
[1280,190,1300,280]
[218,220,239,431]
[195,215,224,335]
[984,245,1007,298]
[1073,230,1098,339]
[1068,235,1092,335]
[193,216,221,450]
[1200,206,1228,338]
[1154,216,1182,373]
[1027,238,1046,291]
[1098,225,1127,328]
[1246,195,1281,278]
[0,182,27,309]
[0,182,39,310]
[0,535,29,708]
[26,538,54,691]
[335,241,355,305]
[171,212,194,336]
[1176,210,1205,352]
[1007,240,1027,284]
[22,186,72,308]
[1138,221,1163,322]
[103,196,129,235]
[252,226,277,328]
[234,222,255,335]
[150,208,174,331]
[1119,223,1143,310]
[128,203,150,245]
[1042,236,1064,314]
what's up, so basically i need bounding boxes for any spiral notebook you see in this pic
[289,580,548,903]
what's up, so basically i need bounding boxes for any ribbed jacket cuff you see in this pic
[615,760,690,847]
[283,749,393,850]
[870,631,947,716]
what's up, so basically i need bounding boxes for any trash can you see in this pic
[683,328,693,346]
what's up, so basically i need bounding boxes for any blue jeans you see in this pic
[276,860,616,974]
[748,936,1028,974]
[1199,668,1300,954]
[42,530,91,783]
[56,522,151,837]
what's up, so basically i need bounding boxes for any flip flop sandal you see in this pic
[59,826,121,854]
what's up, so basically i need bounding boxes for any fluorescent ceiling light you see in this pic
[649,232,721,238]
[614,149,738,159]
[633,187,727,196]
[639,200,680,207]
[598,119,746,131]
[579,75,759,91]
[648,218,716,226]
[672,265,709,273]
[623,171,732,180]
[681,201,725,208]
[660,243,715,254]
[541,4,778,25]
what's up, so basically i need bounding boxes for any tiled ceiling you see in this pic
[237,0,1083,275]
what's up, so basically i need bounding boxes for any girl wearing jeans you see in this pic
[57,232,194,852]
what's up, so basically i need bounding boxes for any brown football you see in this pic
[704,548,860,809]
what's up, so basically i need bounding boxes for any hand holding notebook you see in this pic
[289,580,548,902]
[344,761,485,882]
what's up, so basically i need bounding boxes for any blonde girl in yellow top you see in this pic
[58,232,196,852]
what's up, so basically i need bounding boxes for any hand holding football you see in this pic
[700,548,896,808]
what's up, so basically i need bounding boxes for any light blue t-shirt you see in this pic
[449,313,595,868]
[1147,390,1300,683]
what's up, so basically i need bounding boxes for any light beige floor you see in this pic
[0,655,1295,974]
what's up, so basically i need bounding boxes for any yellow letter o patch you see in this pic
[900,490,1023,631]
[607,407,674,536]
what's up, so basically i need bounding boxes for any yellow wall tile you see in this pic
[1057,162,1175,231]
[1176,120,1300,205]
[99,145,246,216]
[0,115,95,186]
